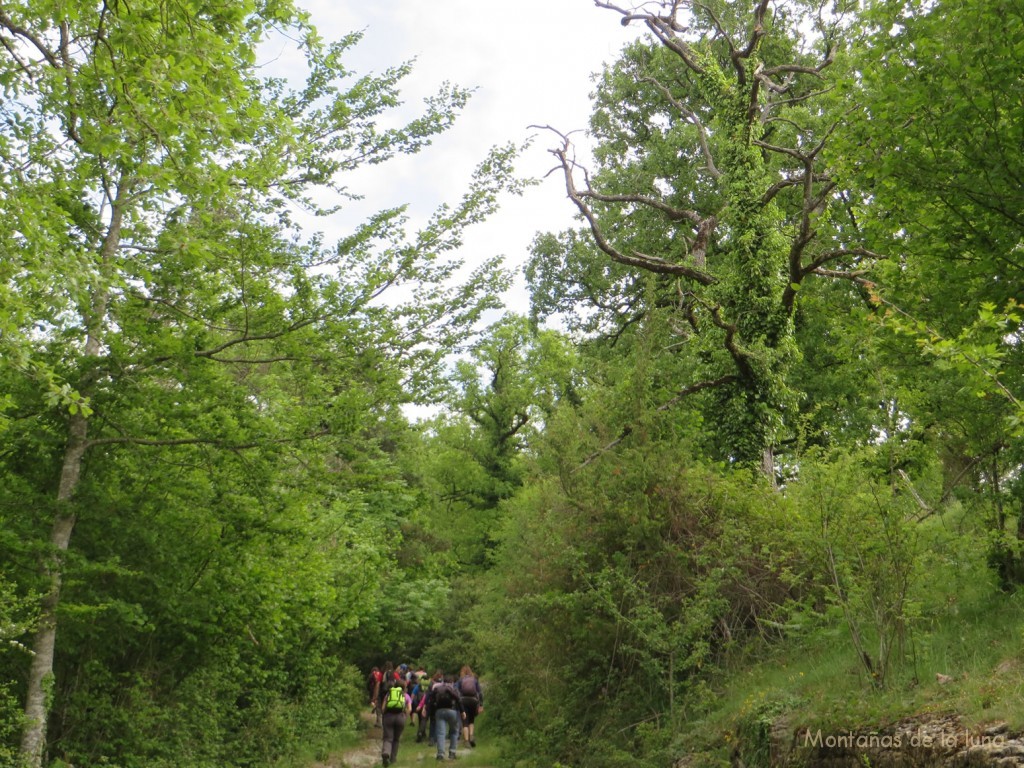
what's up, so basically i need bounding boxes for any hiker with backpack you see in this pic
[424,670,443,747]
[378,677,411,767]
[367,666,384,727]
[457,665,483,748]
[410,670,431,743]
[426,673,465,761]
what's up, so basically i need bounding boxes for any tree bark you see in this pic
[19,414,89,766]
[762,446,776,488]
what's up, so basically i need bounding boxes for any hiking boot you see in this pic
[435,755,445,761]
[382,756,390,767]
[470,740,476,748]
[448,753,457,760]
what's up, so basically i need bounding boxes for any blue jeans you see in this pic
[435,708,459,757]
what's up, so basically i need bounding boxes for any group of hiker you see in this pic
[366,662,484,765]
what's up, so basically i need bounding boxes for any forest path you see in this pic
[314,712,497,768]
[311,713,384,768]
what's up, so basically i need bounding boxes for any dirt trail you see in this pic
[311,713,383,768]
[315,712,491,768]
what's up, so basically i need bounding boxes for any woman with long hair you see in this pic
[457,665,483,748]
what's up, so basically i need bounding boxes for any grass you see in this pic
[273,729,367,768]
[401,733,505,766]
[677,526,1024,763]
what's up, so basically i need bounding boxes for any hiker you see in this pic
[410,670,431,743]
[427,673,464,761]
[457,665,483,747]
[379,677,411,767]
[367,666,384,727]
[425,670,444,747]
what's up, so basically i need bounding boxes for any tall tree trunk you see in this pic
[19,415,89,767]
[20,190,124,768]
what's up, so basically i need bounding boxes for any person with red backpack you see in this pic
[367,666,384,727]
[457,665,483,748]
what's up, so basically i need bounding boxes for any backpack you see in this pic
[459,676,477,697]
[433,682,455,709]
[383,684,405,712]
[367,669,381,695]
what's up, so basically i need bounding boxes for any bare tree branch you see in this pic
[804,248,882,277]
[577,187,702,224]
[810,266,875,283]
[762,84,837,113]
[541,128,718,286]
[0,9,60,67]
[752,138,806,161]
[761,173,828,205]
[86,427,330,450]
[638,76,721,179]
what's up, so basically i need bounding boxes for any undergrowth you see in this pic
[673,508,1024,764]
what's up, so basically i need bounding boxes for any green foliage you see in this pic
[476,1,1024,764]
[733,692,804,768]
[787,449,923,687]
[2,0,1023,765]
[833,0,1024,587]
[0,574,33,767]
[474,396,804,765]
[0,0,524,763]
[23,431,395,765]
[880,299,1024,435]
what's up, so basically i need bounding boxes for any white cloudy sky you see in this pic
[272,0,642,315]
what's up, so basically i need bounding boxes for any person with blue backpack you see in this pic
[378,677,411,767]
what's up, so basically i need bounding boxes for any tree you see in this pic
[531,0,874,471]
[405,316,580,573]
[0,1,518,762]
[838,0,1024,584]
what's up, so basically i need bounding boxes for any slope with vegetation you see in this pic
[1,1,1023,767]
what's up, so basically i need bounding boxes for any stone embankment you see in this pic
[757,715,1024,768]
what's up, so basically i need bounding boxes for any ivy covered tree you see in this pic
[530,0,875,472]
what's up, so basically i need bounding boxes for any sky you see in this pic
[275,0,643,316]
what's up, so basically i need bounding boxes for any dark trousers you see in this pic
[381,711,406,761]
[414,709,429,741]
